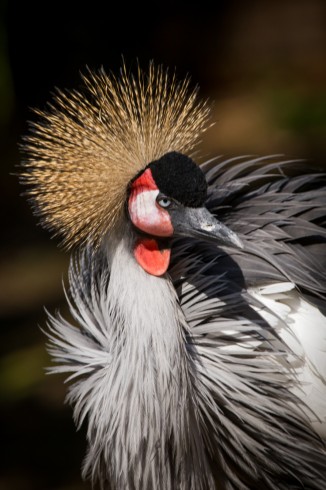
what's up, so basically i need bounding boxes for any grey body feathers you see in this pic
[47,157,326,489]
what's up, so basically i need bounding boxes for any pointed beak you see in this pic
[170,206,243,249]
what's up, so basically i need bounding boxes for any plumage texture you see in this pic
[21,65,326,489]
[46,157,326,490]
[21,64,210,248]
[148,151,208,206]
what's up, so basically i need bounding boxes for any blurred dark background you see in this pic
[1,2,326,489]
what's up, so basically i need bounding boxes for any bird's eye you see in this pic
[157,196,172,208]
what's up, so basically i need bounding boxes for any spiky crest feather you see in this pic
[21,63,211,248]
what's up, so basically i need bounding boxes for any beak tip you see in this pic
[222,230,244,250]
[232,233,244,250]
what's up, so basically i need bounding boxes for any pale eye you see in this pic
[157,196,172,209]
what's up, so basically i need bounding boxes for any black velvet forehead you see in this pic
[148,152,207,207]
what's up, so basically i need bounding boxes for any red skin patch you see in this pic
[131,168,158,191]
[134,238,171,276]
[129,168,173,237]
[129,168,173,275]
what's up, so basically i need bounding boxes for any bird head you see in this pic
[21,63,241,276]
[127,151,242,275]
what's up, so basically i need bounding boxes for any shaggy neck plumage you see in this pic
[77,221,212,489]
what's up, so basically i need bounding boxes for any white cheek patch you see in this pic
[128,189,173,237]
[129,189,160,225]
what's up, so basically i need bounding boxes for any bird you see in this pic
[21,63,326,490]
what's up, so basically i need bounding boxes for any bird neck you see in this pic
[105,222,189,401]
[97,222,203,486]
[106,221,184,344]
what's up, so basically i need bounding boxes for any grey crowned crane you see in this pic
[21,64,326,490]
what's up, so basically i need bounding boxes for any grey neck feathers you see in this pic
[74,222,214,489]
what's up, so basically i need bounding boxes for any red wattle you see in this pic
[134,238,171,276]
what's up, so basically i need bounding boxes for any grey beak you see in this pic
[170,206,243,249]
